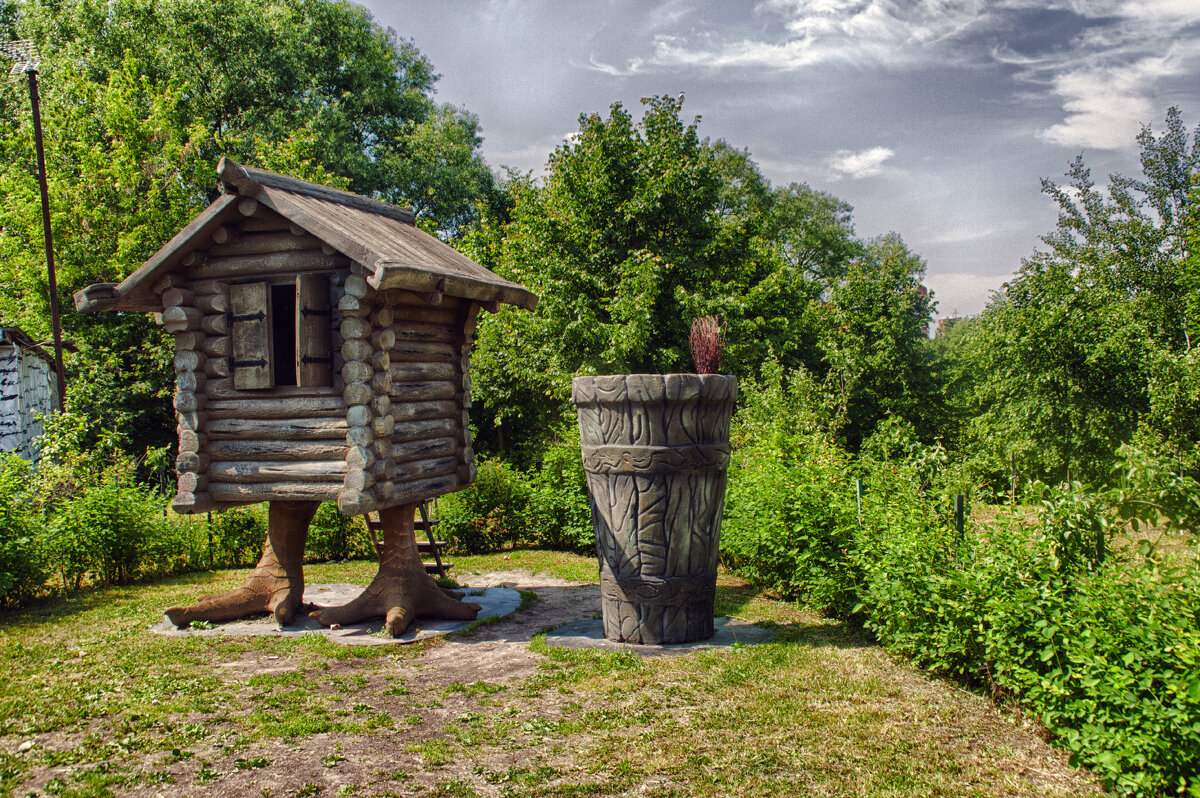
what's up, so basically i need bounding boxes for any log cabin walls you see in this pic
[75,159,537,518]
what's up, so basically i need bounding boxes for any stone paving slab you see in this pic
[543,616,776,656]
[149,584,522,646]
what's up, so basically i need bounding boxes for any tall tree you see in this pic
[0,0,496,456]
[960,108,1199,484]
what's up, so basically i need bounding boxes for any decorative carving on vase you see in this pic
[573,374,737,644]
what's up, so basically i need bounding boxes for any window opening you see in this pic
[271,282,297,386]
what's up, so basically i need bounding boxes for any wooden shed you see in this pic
[0,326,59,463]
[75,158,536,518]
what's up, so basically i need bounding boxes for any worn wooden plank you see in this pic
[389,381,457,402]
[209,460,347,483]
[393,417,457,442]
[230,281,272,389]
[388,474,462,507]
[392,436,457,464]
[238,215,293,233]
[207,439,346,461]
[206,395,346,420]
[387,361,455,382]
[205,378,338,399]
[297,273,333,387]
[393,322,456,345]
[207,417,349,440]
[391,305,458,326]
[391,399,457,421]
[208,231,322,257]
[210,482,341,502]
[189,250,349,280]
[390,340,457,362]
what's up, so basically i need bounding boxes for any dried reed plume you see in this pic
[689,315,724,374]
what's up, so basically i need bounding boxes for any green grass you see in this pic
[0,552,1102,798]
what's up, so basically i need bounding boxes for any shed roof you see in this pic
[74,158,537,314]
[0,326,55,364]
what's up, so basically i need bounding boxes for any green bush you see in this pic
[0,455,48,605]
[306,501,372,561]
[208,507,266,568]
[721,364,859,614]
[439,458,530,554]
[526,428,594,554]
[48,465,179,587]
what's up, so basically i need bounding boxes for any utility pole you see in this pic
[1,40,66,410]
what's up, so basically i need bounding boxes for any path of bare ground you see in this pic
[5,564,1106,798]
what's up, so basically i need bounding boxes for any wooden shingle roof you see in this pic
[75,158,537,314]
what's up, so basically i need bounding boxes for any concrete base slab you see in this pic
[149,584,522,646]
[543,616,776,656]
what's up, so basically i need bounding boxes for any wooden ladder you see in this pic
[364,500,451,578]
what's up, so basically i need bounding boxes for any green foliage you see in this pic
[438,459,531,554]
[721,362,858,613]
[0,0,497,459]
[724,368,1200,796]
[207,507,266,569]
[0,454,47,606]
[957,108,1200,486]
[524,426,594,554]
[306,501,372,562]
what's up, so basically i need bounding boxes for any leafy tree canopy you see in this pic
[0,0,496,457]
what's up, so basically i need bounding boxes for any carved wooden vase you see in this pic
[572,374,737,644]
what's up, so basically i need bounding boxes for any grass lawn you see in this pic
[0,552,1104,797]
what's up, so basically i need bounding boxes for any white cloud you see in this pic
[611,0,1200,153]
[632,0,994,73]
[829,146,895,179]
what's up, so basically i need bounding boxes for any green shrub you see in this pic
[208,507,266,568]
[306,501,372,561]
[439,459,530,554]
[526,427,594,554]
[721,364,859,614]
[0,454,48,605]
[48,466,174,587]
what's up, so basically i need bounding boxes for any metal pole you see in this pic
[26,69,67,410]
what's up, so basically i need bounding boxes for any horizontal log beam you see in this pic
[209,482,341,502]
[392,417,457,442]
[188,249,349,279]
[392,436,457,464]
[390,341,457,362]
[207,417,348,440]
[390,382,457,402]
[388,361,455,382]
[207,439,347,461]
[391,399,457,421]
[206,395,346,420]
[208,231,322,257]
[208,460,348,483]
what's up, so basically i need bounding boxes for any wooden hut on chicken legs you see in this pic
[74,159,537,635]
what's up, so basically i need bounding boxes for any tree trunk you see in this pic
[166,500,318,627]
[310,501,481,637]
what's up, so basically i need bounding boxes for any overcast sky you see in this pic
[361,0,1200,318]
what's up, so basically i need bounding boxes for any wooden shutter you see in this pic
[229,282,272,390]
[296,274,332,387]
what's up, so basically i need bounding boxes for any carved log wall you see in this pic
[160,206,481,515]
[573,374,737,645]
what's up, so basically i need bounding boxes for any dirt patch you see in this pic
[415,570,601,688]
